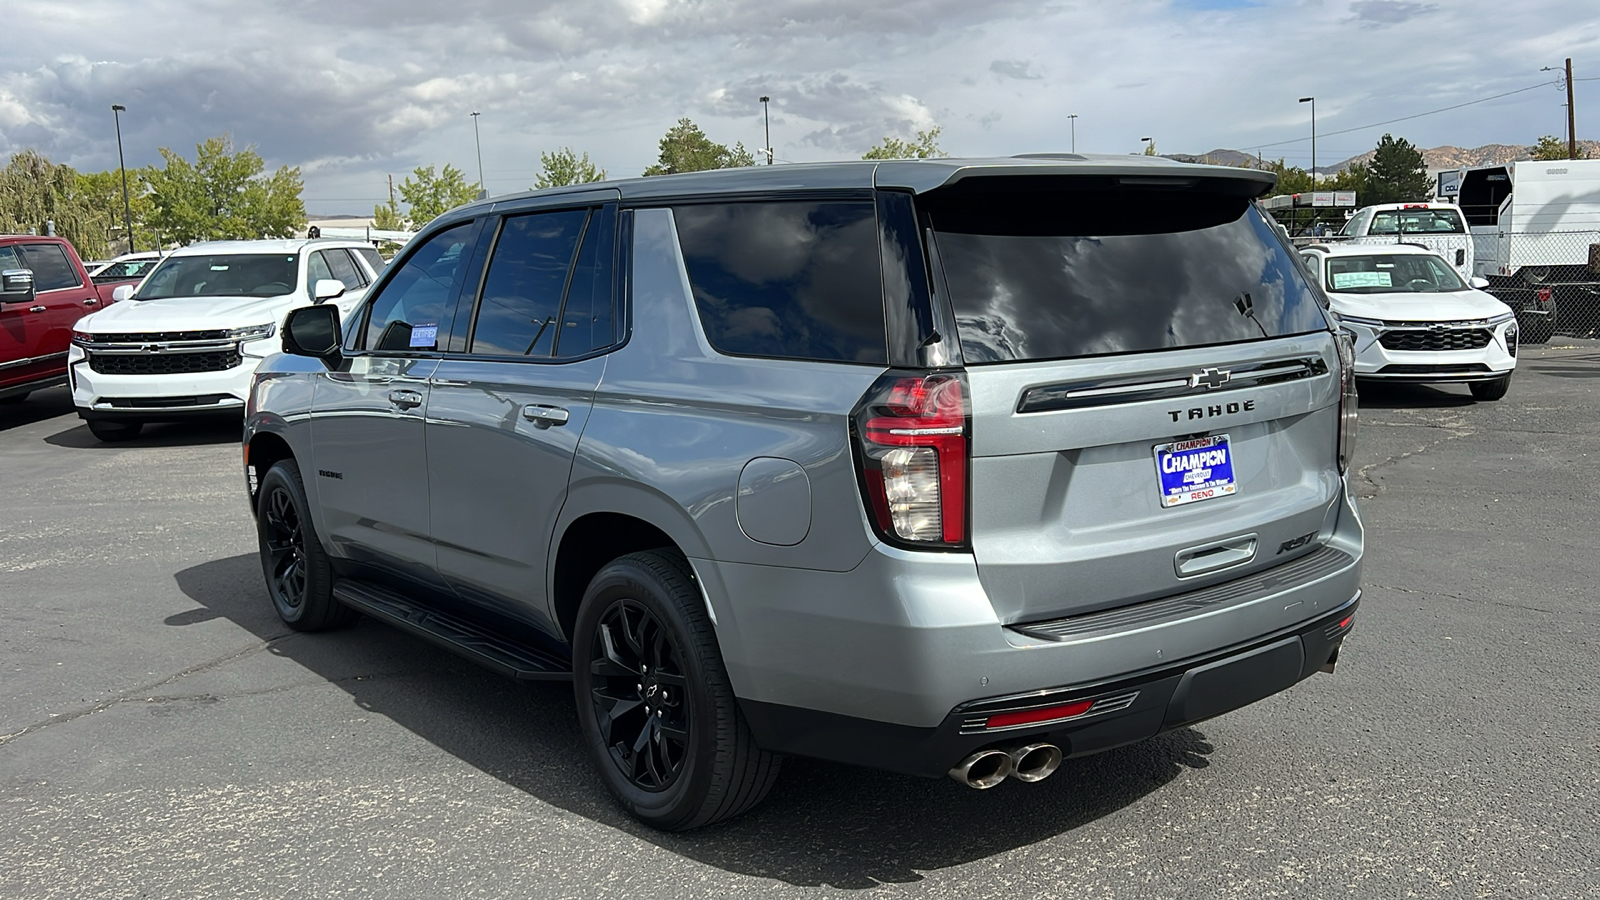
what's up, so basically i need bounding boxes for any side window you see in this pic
[0,246,20,272]
[557,204,616,356]
[323,248,366,289]
[468,209,587,357]
[17,243,81,292]
[1300,254,1322,284]
[305,251,334,295]
[353,246,385,275]
[672,200,886,365]
[362,222,476,353]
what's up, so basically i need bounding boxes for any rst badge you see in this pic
[1154,434,1237,508]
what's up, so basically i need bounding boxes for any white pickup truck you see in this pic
[1337,202,1475,282]
[1456,159,1600,341]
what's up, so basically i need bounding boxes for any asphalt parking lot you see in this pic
[2,342,1598,899]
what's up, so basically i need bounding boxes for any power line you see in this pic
[1252,80,1561,152]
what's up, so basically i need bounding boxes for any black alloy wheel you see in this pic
[589,598,691,791]
[262,485,309,611]
[572,551,781,830]
[254,460,353,631]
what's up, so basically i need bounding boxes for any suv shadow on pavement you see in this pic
[1355,381,1480,409]
[173,553,1214,888]
[44,417,241,449]
[0,385,76,433]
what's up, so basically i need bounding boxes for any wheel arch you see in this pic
[246,430,296,514]
[550,482,714,644]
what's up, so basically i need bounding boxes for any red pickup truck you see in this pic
[1,235,119,404]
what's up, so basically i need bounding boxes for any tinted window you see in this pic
[18,243,80,291]
[470,209,587,357]
[926,189,1328,363]
[557,205,616,356]
[673,201,886,364]
[323,248,366,289]
[137,254,298,299]
[0,246,19,272]
[363,223,475,352]
[353,246,385,274]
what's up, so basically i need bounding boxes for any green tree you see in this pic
[1362,133,1430,205]
[397,163,480,224]
[534,148,607,189]
[1531,134,1587,160]
[1143,139,1157,157]
[0,151,125,259]
[642,119,756,176]
[372,196,406,231]
[862,126,948,160]
[143,135,305,245]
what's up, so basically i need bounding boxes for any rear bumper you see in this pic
[740,596,1357,778]
[699,481,1364,775]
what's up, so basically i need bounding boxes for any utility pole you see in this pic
[388,173,396,208]
[1299,96,1316,185]
[1068,114,1078,153]
[470,111,486,199]
[1566,57,1578,160]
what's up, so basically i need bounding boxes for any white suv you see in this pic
[68,239,383,441]
[1301,242,1517,401]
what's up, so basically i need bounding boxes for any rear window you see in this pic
[672,200,887,365]
[1368,208,1464,234]
[925,189,1327,364]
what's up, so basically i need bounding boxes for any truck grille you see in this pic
[88,329,233,343]
[1378,329,1492,352]
[88,349,242,376]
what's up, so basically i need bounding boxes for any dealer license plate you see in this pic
[1154,434,1237,508]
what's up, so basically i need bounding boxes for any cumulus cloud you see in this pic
[1349,1,1438,24]
[990,60,1042,80]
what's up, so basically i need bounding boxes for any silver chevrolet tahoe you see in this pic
[244,156,1363,830]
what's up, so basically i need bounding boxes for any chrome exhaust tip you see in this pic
[1008,743,1063,783]
[949,748,1014,789]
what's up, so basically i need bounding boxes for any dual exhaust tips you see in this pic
[948,743,1063,789]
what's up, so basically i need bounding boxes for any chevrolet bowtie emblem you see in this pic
[1189,367,1232,390]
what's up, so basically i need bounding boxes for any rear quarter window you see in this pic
[924,188,1328,363]
[672,200,887,365]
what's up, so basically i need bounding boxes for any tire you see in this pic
[1470,374,1511,402]
[86,419,142,441]
[1520,315,1554,345]
[572,550,781,831]
[256,460,355,631]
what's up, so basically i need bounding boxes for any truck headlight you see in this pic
[227,323,276,342]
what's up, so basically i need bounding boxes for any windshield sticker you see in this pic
[1331,271,1391,289]
[409,324,438,348]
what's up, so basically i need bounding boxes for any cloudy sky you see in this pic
[2,0,1596,215]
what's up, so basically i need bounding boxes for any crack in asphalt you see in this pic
[1354,428,1473,500]
[1365,582,1564,616]
[0,635,295,746]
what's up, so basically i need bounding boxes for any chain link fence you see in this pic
[1473,230,1600,342]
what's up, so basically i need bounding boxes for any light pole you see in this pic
[111,104,134,252]
[1140,136,1154,156]
[1068,114,1078,153]
[759,95,772,165]
[470,111,486,199]
[1299,96,1316,184]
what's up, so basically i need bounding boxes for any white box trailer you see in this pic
[1457,159,1600,338]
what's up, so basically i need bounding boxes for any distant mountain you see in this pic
[1169,141,1599,174]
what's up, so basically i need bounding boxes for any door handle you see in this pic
[29,306,46,313]
[84,298,99,306]
[521,404,570,428]
[1175,534,1258,578]
[387,389,424,410]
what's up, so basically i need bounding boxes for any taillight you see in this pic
[1335,331,1359,474]
[852,371,970,548]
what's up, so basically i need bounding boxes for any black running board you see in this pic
[334,580,571,681]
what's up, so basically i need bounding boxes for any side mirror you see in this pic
[111,284,136,303]
[1469,276,1490,290]
[312,278,347,304]
[282,304,343,367]
[0,269,36,303]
